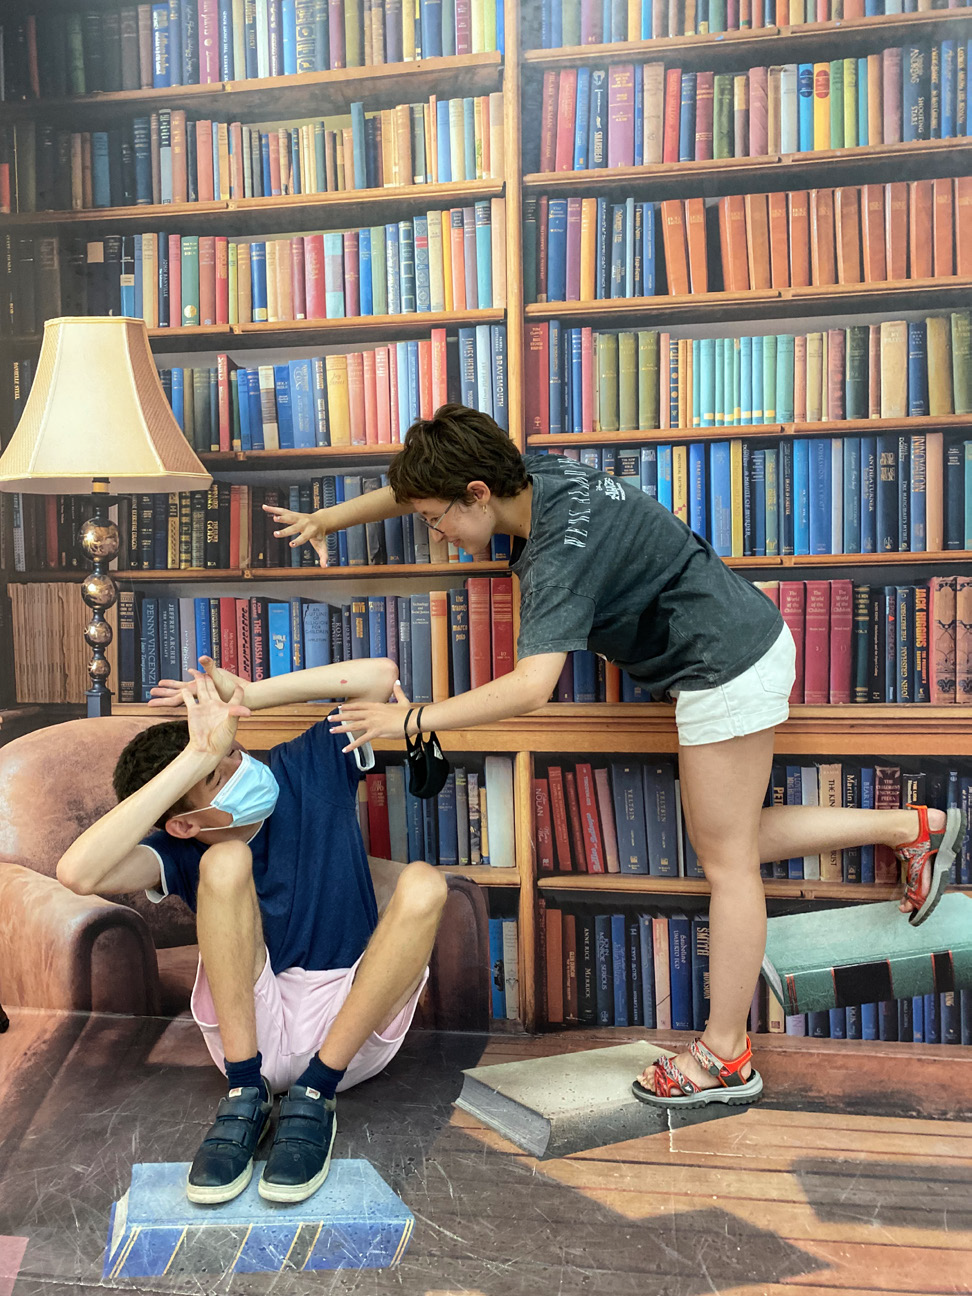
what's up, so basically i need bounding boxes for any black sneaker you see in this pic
[258,1084,337,1203]
[186,1079,273,1205]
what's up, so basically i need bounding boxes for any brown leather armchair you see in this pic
[0,717,490,1029]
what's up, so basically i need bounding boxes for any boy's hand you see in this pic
[263,503,331,568]
[148,656,246,707]
[184,670,251,759]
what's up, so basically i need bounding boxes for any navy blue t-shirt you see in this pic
[143,723,378,975]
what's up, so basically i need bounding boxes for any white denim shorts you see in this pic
[671,624,796,747]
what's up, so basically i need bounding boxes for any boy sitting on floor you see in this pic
[57,656,446,1206]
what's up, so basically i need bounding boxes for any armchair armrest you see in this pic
[425,876,491,1032]
[0,861,161,1015]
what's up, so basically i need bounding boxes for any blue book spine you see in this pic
[610,762,650,874]
[474,203,491,308]
[642,203,656,295]
[151,5,170,89]
[690,912,710,1033]
[861,1001,878,1040]
[594,913,613,1026]
[166,0,182,84]
[708,440,732,556]
[488,918,506,1018]
[366,595,386,658]
[273,363,295,448]
[775,335,795,422]
[678,72,697,162]
[384,223,401,314]
[573,67,591,170]
[657,444,673,513]
[689,442,707,537]
[638,915,656,1029]
[798,64,814,150]
[193,597,212,661]
[589,69,607,170]
[858,57,869,145]
[611,913,629,1027]
[808,437,832,554]
[668,913,692,1031]
[752,449,766,555]
[436,773,458,867]
[238,368,251,451]
[218,0,234,78]
[491,324,509,432]
[249,242,268,321]
[435,100,451,182]
[547,198,568,303]
[358,229,373,315]
[170,366,184,429]
[409,593,432,704]
[398,220,416,313]
[246,369,264,449]
[860,766,875,883]
[942,41,957,137]
[875,432,899,551]
[908,321,928,417]
[288,358,315,448]
[860,435,877,553]
[793,437,810,555]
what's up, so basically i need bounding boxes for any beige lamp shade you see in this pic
[0,316,213,494]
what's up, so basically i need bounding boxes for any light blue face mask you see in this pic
[197,752,280,829]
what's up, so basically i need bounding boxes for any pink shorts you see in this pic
[191,951,428,1095]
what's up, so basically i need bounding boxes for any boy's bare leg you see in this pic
[194,840,265,1063]
[316,861,448,1071]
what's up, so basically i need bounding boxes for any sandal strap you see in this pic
[653,1054,702,1098]
[689,1035,754,1088]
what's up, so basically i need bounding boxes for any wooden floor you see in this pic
[0,1008,969,1295]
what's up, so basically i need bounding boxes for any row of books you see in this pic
[539,903,711,1031]
[541,899,972,1041]
[524,316,972,436]
[541,432,971,556]
[535,44,970,173]
[533,754,972,882]
[487,917,520,1022]
[119,576,515,703]
[532,0,954,47]
[753,978,972,1046]
[0,0,503,101]
[554,436,970,555]
[159,328,508,452]
[526,179,972,306]
[758,575,972,704]
[89,207,506,330]
[1,90,505,215]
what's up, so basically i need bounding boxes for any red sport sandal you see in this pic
[631,1035,763,1109]
[896,804,966,926]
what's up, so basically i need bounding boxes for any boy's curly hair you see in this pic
[113,721,194,829]
[388,404,528,504]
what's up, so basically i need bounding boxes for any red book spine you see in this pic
[167,233,182,327]
[748,66,768,159]
[328,0,345,69]
[932,177,955,277]
[490,577,514,679]
[196,121,215,201]
[198,0,219,84]
[230,122,245,198]
[228,484,241,567]
[455,0,472,53]
[581,326,594,432]
[365,773,392,859]
[216,354,232,452]
[290,235,306,320]
[375,346,391,443]
[45,497,58,568]
[305,234,325,318]
[803,579,830,704]
[874,766,901,884]
[827,328,845,421]
[431,327,448,410]
[199,235,216,325]
[249,597,267,679]
[534,779,554,872]
[576,763,606,874]
[929,576,957,703]
[563,771,588,875]
[555,68,578,172]
[581,0,603,43]
[215,236,229,325]
[829,578,853,703]
[540,71,558,172]
[779,581,806,702]
[465,577,492,689]
[662,68,682,163]
[546,766,574,871]
[235,598,252,682]
[417,338,433,419]
[956,574,972,702]
[544,903,564,1023]
[343,231,360,317]
[882,47,902,146]
[219,596,238,673]
[868,324,882,419]
[607,64,635,168]
[694,71,714,161]
[362,349,378,445]
[563,912,579,1022]
[346,350,366,445]
[525,323,550,434]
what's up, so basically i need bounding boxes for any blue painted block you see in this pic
[103,1161,413,1279]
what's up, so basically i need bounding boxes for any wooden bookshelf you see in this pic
[0,51,505,124]
[0,180,506,237]
[522,140,972,202]
[522,10,972,70]
[3,0,971,1037]
[524,277,972,328]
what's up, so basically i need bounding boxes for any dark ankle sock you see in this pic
[297,1055,345,1101]
[225,1052,264,1094]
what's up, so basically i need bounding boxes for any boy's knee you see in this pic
[198,840,254,896]
[393,860,448,918]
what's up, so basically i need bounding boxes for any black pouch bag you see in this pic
[404,708,450,798]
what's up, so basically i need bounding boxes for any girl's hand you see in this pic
[262,503,331,568]
[184,671,251,758]
[329,682,411,752]
[148,656,246,707]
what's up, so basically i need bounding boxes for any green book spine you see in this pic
[181,235,200,326]
[713,75,733,159]
[561,1,580,46]
[762,335,777,422]
[230,369,242,452]
[66,14,87,96]
[191,368,210,452]
[370,225,387,315]
[182,370,195,450]
[618,331,638,432]
[637,330,659,429]
[775,336,794,423]
[344,0,362,67]
[765,450,779,556]
[842,57,858,148]
[597,333,619,434]
[829,59,844,149]
[951,310,971,414]
[845,325,868,420]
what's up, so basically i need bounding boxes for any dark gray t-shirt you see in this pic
[510,454,784,697]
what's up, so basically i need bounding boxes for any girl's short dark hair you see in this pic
[388,404,528,504]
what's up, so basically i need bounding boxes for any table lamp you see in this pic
[0,317,212,717]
